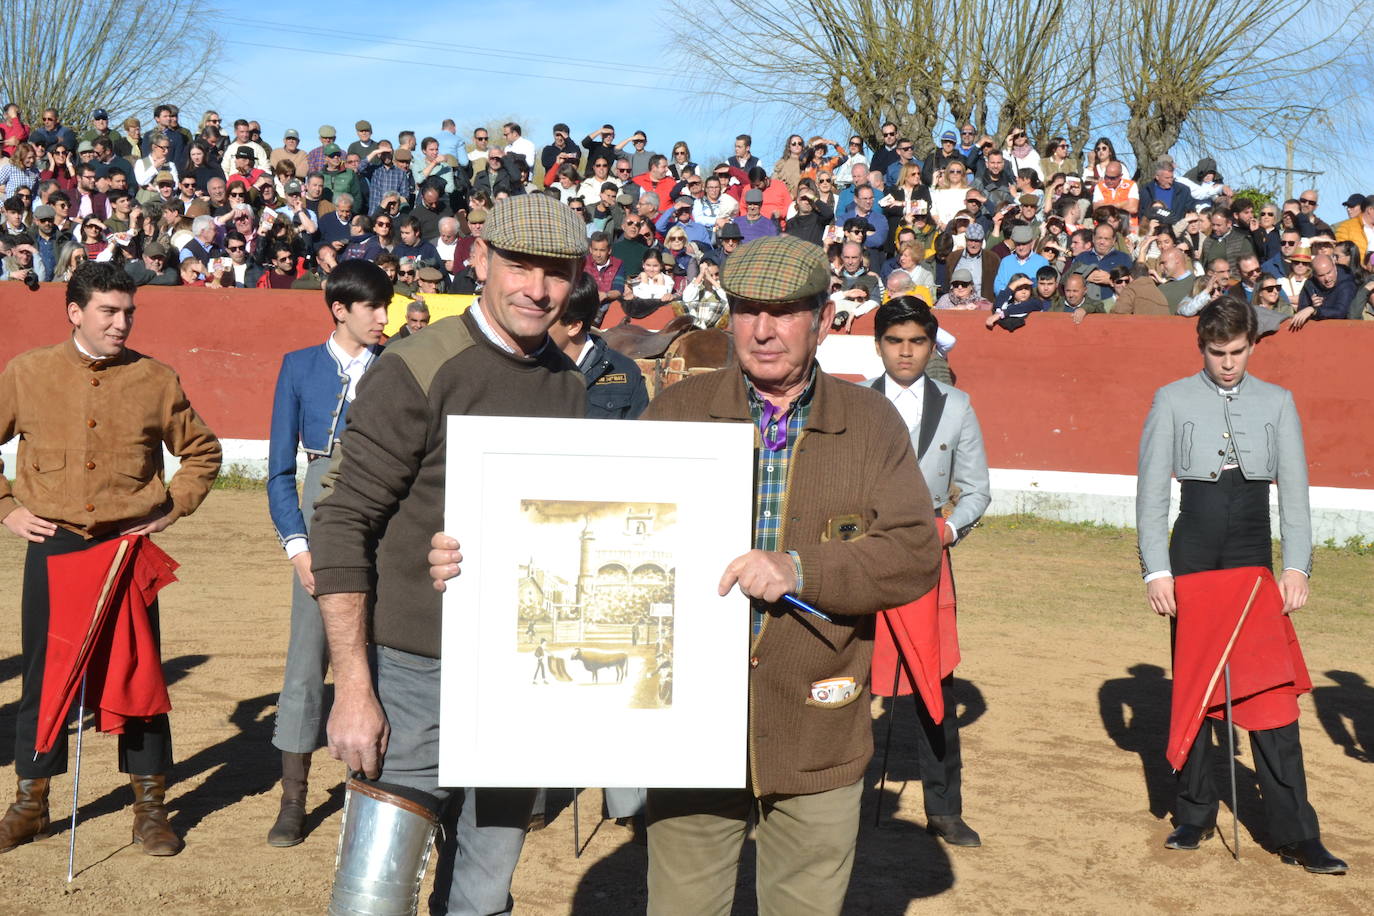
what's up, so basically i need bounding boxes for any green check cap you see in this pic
[484,194,589,259]
[721,234,830,303]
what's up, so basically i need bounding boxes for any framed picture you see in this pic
[440,416,754,789]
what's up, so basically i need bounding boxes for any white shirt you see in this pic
[506,136,536,167]
[327,332,376,402]
[694,194,737,225]
[882,372,925,433]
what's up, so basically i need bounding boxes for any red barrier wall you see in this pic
[5,287,1372,489]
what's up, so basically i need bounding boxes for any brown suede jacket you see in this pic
[644,366,941,797]
[0,338,221,537]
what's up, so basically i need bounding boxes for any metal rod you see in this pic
[67,674,88,883]
[1224,664,1239,861]
[875,618,902,828]
[572,788,580,859]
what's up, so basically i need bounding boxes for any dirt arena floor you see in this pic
[0,490,1370,914]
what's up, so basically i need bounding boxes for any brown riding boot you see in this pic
[0,777,52,853]
[130,774,184,856]
[267,751,312,847]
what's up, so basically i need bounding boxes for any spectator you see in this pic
[667,141,696,180]
[1111,263,1170,315]
[1200,206,1254,274]
[1138,158,1197,227]
[987,272,1045,329]
[934,267,992,310]
[361,144,416,215]
[783,187,833,247]
[500,122,536,172]
[1157,249,1198,313]
[260,243,302,289]
[627,249,674,302]
[319,145,361,203]
[29,108,77,152]
[680,252,729,328]
[1,103,29,157]
[1091,161,1139,222]
[993,225,1049,295]
[581,125,622,170]
[1178,157,1229,206]
[1334,195,1372,263]
[472,147,522,197]
[1252,273,1293,318]
[655,196,713,248]
[727,133,760,174]
[1046,271,1102,323]
[944,222,995,298]
[838,185,888,251]
[1070,222,1133,300]
[0,144,42,199]
[346,120,378,160]
[392,215,441,269]
[584,231,624,314]
[1291,254,1358,328]
[870,121,902,176]
[831,135,867,188]
[975,149,1014,194]
[1082,137,1120,184]
[1003,127,1042,180]
[694,174,738,226]
[134,136,178,189]
[613,212,653,278]
[731,189,781,244]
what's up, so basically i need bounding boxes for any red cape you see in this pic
[1166,567,1311,770]
[36,535,179,754]
[871,519,956,723]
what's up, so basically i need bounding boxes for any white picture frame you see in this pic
[440,416,754,789]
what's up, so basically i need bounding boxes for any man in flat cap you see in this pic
[311,193,588,914]
[428,235,942,914]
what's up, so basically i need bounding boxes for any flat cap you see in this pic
[484,193,589,259]
[951,268,974,284]
[417,266,443,281]
[319,124,337,138]
[717,222,743,240]
[1010,224,1036,244]
[144,240,169,257]
[965,222,986,240]
[32,204,56,220]
[743,189,763,204]
[466,209,487,224]
[721,235,830,303]
[76,140,95,154]
[1018,194,1038,206]
[355,120,372,132]
[284,128,300,140]
[393,147,413,162]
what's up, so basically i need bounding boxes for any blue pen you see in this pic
[782,593,832,624]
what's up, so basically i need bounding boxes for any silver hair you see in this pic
[334,192,354,208]
[191,214,214,235]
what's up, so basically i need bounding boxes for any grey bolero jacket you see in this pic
[1136,370,1311,578]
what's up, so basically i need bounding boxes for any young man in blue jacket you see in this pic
[264,259,390,846]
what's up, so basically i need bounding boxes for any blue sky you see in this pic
[205,0,1367,224]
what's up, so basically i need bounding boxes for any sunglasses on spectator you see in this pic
[951,280,972,288]
[42,116,56,123]
[960,129,975,135]
[226,244,245,252]
[375,219,391,227]
[898,145,912,152]
[1280,239,1297,247]
[229,190,248,197]
[818,177,833,184]
[569,205,584,212]
[399,269,417,277]
[1300,198,1317,205]
[1259,284,1279,292]
[789,140,803,147]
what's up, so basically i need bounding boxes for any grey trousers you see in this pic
[531,786,646,821]
[273,456,330,754]
[374,646,536,916]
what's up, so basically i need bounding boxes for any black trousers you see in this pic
[1167,471,1319,847]
[14,528,172,779]
[913,674,961,816]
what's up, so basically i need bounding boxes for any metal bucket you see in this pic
[328,777,441,916]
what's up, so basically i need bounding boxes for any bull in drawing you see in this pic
[570,648,629,683]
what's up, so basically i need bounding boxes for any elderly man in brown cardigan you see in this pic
[430,235,942,915]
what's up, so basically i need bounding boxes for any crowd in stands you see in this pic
[3,103,1372,332]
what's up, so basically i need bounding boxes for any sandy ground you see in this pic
[0,491,1370,914]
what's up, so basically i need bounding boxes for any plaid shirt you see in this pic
[363,162,416,213]
[746,372,815,634]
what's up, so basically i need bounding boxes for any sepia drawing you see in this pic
[516,500,676,708]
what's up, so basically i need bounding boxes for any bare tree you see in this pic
[0,0,218,128]
[1107,0,1364,174]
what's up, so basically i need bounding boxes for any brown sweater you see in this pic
[310,308,586,656]
[0,338,221,537]
[644,366,941,796]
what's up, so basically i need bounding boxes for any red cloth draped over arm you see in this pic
[871,518,956,722]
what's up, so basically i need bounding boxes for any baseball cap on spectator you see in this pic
[323,144,343,157]
[417,266,443,282]
[965,223,986,241]
[92,109,108,120]
[145,241,169,258]
[284,129,300,140]
[483,193,589,258]
[123,117,140,129]
[33,205,56,220]
[355,120,372,132]
[393,148,413,163]
[1010,225,1036,244]
[76,140,94,154]
[235,146,255,159]
[284,179,303,194]
[1341,194,1366,208]
[718,223,743,240]
[940,130,957,143]
[466,210,487,225]
[91,163,109,179]
[319,125,337,139]
[743,189,764,204]
[721,235,830,302]
[951,268,974,285]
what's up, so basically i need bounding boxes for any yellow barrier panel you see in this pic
[383,293,477,336]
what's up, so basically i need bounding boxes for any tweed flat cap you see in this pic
[721,235,829,303]
[484,193,589,259]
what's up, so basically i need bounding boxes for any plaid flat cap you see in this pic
[484,194,588,259]
[721,235,829,303]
